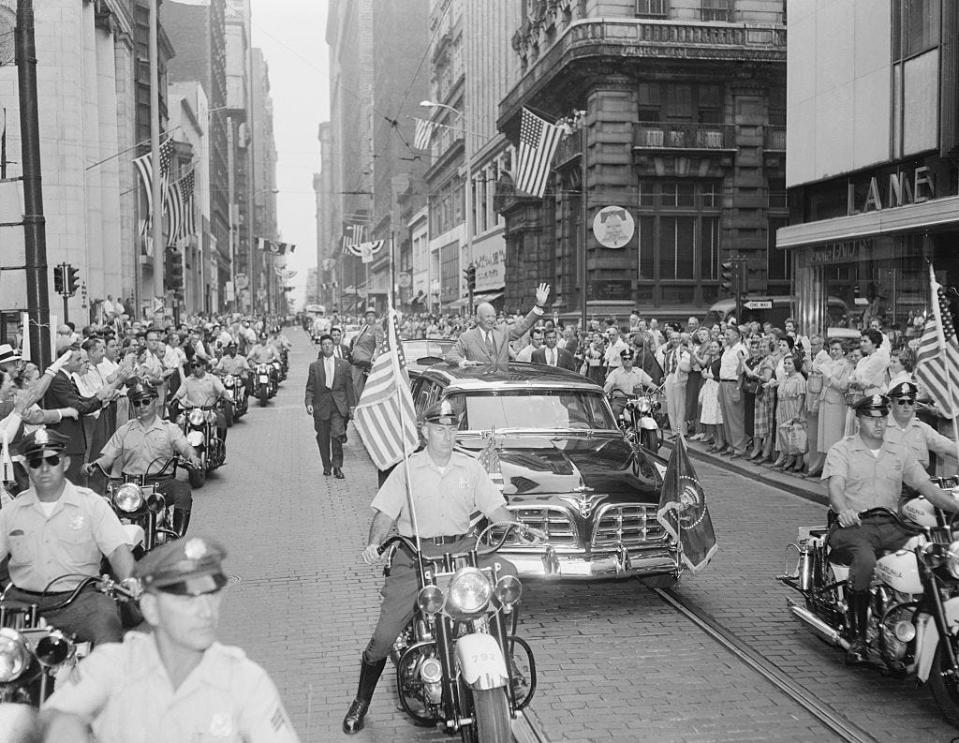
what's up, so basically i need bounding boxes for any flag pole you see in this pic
[388,305,424,575]
[928,263,959,468]
[149,0,164,320]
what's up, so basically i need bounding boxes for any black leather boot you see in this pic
[172,510,191,538]
[845,590,870,664]
[342,656,386,734]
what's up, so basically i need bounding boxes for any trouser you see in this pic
[828,515,911,591]
[154,477,193,516]
[718,381,747,451]
[363,538,517,663]
[314,412,346,469]
[6,584,122,644]
[664,375,686,435]
[351,365,368,401]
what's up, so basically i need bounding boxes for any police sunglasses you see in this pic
[27,455,61,469]
[893,399,916,406]
[130,398,156,408]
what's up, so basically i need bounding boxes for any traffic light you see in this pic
[53,263,65,295]
[463,263,476,293]
[165,248,183,293]
[66,265,80,297]
[720,261,738,295]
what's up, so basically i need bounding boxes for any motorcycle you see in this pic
[90,457,190,555]
[613,386,664,452]
[177,404,226,488]
[269,359,282,395]
[778,481,959,726]
[0,575,136,708]
[217,372,246,426]
[254,363,272,407]
[382,522,540,743]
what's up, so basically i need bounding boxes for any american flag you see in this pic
[343,224,367,256]
[413,117,436,150]
[476,435,504,491]
[133,136,175,229]
[915,265,959,418]
[353,309,419,470]
[514,108,562,199]
[166,170,196,244]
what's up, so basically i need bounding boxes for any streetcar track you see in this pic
[655,587,878,743]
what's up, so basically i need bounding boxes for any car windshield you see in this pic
[446,389,617,431]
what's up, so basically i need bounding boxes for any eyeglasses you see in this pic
[130,398,155,408]
[27,455,61,469]
[894,399,916,406]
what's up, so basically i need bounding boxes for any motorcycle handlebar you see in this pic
[377,522,546,559]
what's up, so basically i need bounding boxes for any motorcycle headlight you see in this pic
[35,631,74,668]
[224,374,235,386]
[447,567,492,617]
[416,585,445,616]
[0,628,30,682]
[187,430,204,447]
[112,483,144,513]
[947,540,959,579]
[493,574,522,609]
[636,398,652,413]
[189,409,205,426]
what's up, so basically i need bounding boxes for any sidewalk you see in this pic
[659,435,829,507]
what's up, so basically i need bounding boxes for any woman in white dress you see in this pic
[699,340,724,451]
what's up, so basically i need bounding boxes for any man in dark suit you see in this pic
[43,346,118,484]
[532,328,576,370]
[305,334,356,479]
[445,283,550,370]
[330,326,352,361]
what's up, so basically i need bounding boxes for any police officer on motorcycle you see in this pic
[343,400,522,734]
[83,382,201,537]
[823,394,959,662]
[604,348,655,419]
[173,357,228,443]
[247,333,277,366]
[215,342,252,397]
[885,381,958,473]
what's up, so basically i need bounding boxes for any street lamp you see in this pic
[420,99,474,315]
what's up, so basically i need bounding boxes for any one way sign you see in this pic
[743,299,772,310]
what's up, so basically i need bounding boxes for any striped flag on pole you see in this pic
[514,108,562,199]
[413,117,436,150]
[915,265,959,418]
[133,136,175,234]
[166,170,196,244]
[353,309,419,470]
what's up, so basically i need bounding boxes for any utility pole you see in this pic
[149,0,163,320]
[16,0,51,368]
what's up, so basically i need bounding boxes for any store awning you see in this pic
[474,291,503,302]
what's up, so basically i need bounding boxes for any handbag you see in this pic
[741,377,760,395]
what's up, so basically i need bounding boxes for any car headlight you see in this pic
[112,483,144,513]
[416,585,445,615]
[189,409,205,426]
[493,574,522,609]
[947,541,959,579]
[447,567,492,618]
[0,628,30,682]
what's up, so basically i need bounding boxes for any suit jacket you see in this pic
[331,343,351,361]
[43,370,104,455]
[445,308,541,367]
[305,356,356,419]
[531,346,576,371]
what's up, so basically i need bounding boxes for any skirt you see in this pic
[754,390,770,438]
[685,371,703,421]
[700,379,723,425]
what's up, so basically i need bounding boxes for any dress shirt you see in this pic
[324,356,335,388]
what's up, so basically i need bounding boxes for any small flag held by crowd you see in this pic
[656,435,717,573]
[514,108,562,199]
[915,264,959,418]
[353,309,419,470]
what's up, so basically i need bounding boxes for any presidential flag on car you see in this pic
[353,309,419,470]
[656,435,717,573]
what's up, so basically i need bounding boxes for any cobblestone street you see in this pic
[189,333,959,742]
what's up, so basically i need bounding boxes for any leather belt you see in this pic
[720,379,739,382]
[9,586,74,597]
[419,533,471,545]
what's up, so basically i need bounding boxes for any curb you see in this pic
[659,438,829,507]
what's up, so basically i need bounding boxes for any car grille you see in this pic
[506,506,580,548]
[591,505,668,549]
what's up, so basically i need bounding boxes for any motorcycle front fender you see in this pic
[122,523,146,549]
[187,430,205,448]
[916,596,959,682]
[638,416,659,430]
[455,632,509,690]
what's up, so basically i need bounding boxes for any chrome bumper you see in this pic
[500,545,679,580]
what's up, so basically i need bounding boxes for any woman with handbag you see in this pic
[771,354,807,472]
